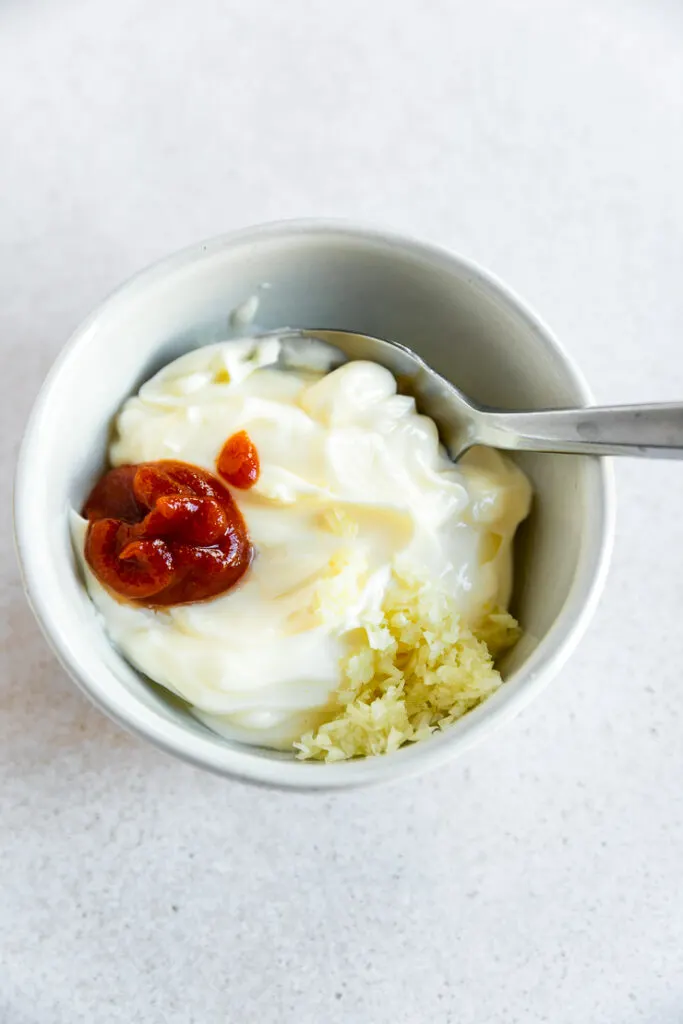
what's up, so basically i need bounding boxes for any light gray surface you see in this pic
[1,1,682,1021]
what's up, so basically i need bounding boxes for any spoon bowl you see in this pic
[269,328,483,457]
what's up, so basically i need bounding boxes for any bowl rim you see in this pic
[14,218,615,790]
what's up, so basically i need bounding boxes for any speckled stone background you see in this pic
[2,1,683,1022]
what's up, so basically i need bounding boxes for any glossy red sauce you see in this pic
[217,430,260,489]
[83,460,252,606]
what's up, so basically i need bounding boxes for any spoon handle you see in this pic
[478,403,683,458]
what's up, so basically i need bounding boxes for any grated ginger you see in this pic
[294,569,520,762]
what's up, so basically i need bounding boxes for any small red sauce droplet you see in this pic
[217,430,260,489]
[82,460,252,606]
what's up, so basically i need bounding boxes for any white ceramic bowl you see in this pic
[15,221,614,790]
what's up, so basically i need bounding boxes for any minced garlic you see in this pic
[294,569,520,762]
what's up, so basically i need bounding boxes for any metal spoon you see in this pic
[263,328,683,460]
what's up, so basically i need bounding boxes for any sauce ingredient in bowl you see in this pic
[82,461,252,604]
[71,337,532,760]
[217,430,260,489]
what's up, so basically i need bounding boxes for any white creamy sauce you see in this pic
[72,338,531,749]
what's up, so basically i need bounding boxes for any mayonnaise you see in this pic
[72,338,531,749]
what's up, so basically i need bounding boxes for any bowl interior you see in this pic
[16,224,609,787]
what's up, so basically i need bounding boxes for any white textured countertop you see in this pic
[2,1,683,1021]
